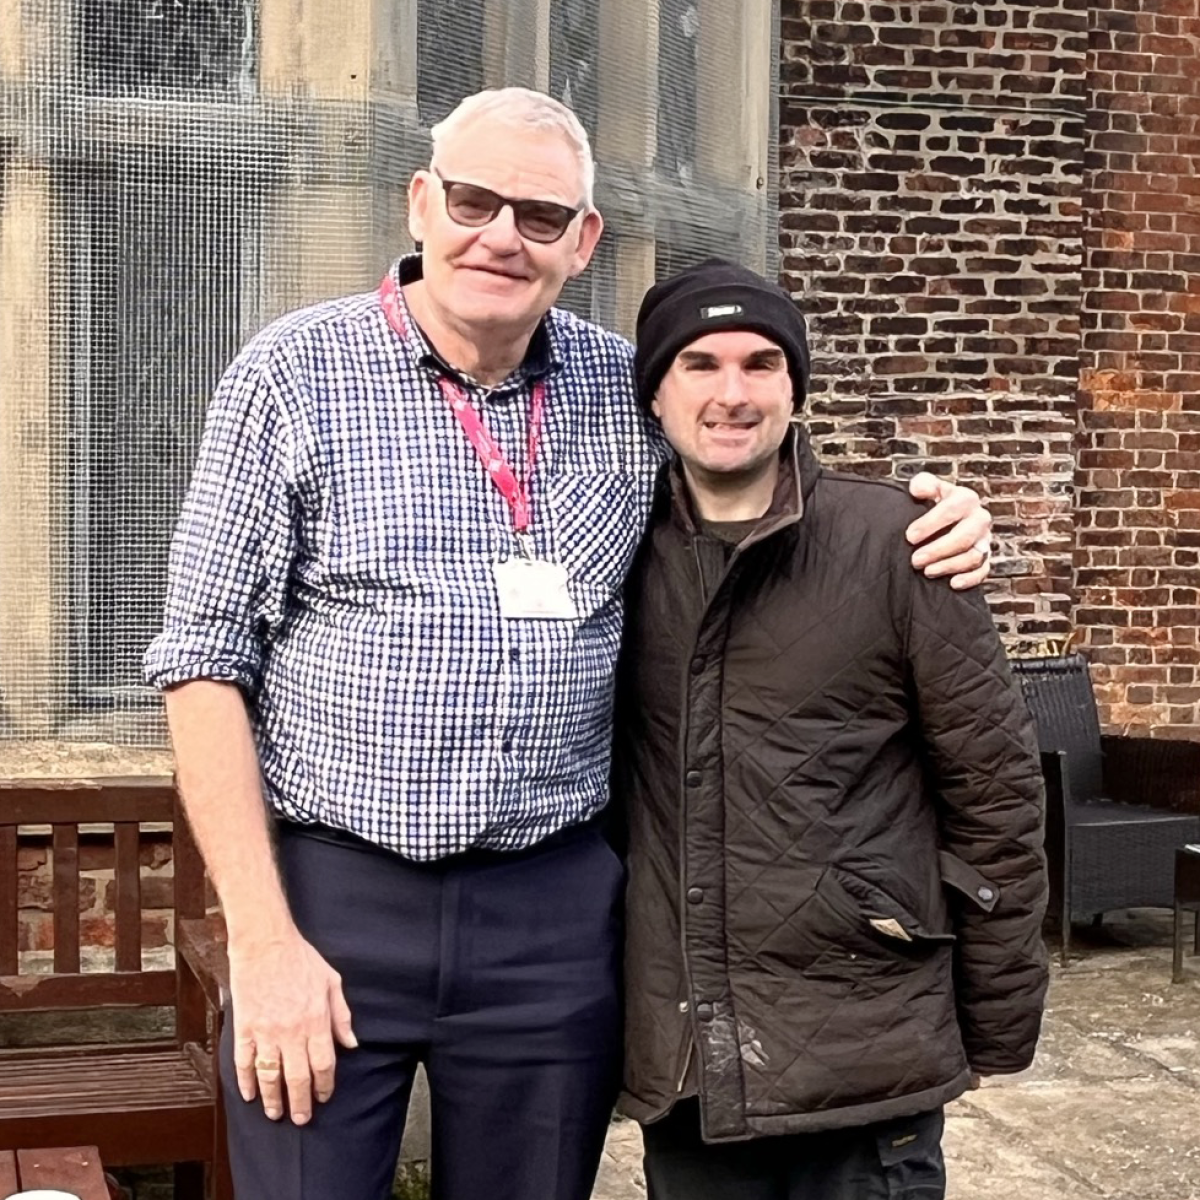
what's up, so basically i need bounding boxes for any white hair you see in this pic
[430,87,596,210]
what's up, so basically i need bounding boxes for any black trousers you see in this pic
[220,820,624,1200]
[642,1100,946,1200]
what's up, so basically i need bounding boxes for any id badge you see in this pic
[493,557,579,620]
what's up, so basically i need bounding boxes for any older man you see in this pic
[146,89,992,1200]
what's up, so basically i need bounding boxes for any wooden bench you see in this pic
[0,778,231,1200]
[0,1145,111,1200]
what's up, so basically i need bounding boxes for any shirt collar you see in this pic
[390,254,562,388]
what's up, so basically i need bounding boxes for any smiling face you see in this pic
[652,330,795,492]
[407,116,604,339]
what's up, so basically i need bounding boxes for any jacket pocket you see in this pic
[831,867,956,950]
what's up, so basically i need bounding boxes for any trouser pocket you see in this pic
[874,1107,947,1199]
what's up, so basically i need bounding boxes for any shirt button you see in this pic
[678,1000,690,1014]
[977,886,995,902]
[510,649,520,663]
[685,770,702,788]
[687,887,704,905]
[696,1002,714,1021]
[690,657,704,675]
[502,739,513,753]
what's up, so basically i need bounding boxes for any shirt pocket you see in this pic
[541,470,643,616]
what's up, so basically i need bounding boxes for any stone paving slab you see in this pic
[593,914,1200,1200]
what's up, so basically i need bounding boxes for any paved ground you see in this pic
[9,912,1196,1198]
[592,911,1200,1200]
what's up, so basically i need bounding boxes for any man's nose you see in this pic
[478,202,523,252]
[715,368,752,406]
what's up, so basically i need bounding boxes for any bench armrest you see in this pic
[177,914,229,1012]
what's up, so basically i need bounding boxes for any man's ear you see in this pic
[408,171,432,244]
[651,392,662,420]
[568,209,605,278]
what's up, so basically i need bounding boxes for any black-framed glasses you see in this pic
[434,171,584,244]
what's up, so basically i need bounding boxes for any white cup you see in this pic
[5,1191,83,1199]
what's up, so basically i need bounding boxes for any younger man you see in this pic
[615,260,1048,1199]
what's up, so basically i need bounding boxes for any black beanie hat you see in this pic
[634,258,811,412]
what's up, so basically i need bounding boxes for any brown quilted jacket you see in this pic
[613,430,1048,1142]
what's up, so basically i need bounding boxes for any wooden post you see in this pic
[0,159,68,736]
[696,0,773,272]
[483,0,552,91]
[596,0,660,338]
[257,0,419,318]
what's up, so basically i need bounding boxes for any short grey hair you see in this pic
[430,87,596,210]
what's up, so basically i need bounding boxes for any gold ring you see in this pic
[255,1058,281,1070]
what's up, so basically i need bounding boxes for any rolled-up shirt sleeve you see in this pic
[144,343,299,694]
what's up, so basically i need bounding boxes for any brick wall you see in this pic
[16,833,175,957]
[781,0,1200,736]
[1077,0,1200,736]
[779,0,1088,648]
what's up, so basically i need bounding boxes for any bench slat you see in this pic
[114,822,142,972]
[0,1149,17,1196]
[0,779,175,827]
[0,826,16,974]
[52,825,81,973]
[0,968,175,1012]
[0,1048,210,1116]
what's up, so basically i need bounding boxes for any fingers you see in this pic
[921,546,990,589]
[329,976,359,1051]
[281,1042,315,1125]
[309,1032,338,1106]
[905,470,944,503]
[911,507,991,570]
[234,1032,259,1104]
[236,1031,336,1123]
[948,559,991,592]
[256,1050,286,1121]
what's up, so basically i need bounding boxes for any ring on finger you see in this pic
[973,536,991,557]
[255,1057,282,1071]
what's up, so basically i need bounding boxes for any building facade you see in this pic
[0,0,1196,748]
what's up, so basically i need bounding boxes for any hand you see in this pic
[228,929,358,1125]
[905,473,992,591]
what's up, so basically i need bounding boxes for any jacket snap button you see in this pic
[696,1002,714,1021]
[685,770,702,788]
[678,1000,690,1014]
[977,886,995,902]
[687,887,704,905]
[690,657,704,675]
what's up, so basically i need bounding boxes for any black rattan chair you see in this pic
[1010,654,1200,964]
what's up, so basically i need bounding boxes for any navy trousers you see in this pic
[220,820,624,1200]
[643,1100,946,1200]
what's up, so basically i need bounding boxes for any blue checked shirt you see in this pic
[145,255,665,859]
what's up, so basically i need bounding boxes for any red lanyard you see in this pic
[380,274,546,538]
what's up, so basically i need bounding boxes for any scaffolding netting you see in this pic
[0,0,780,757]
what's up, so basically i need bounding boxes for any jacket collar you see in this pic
[663,424,822,548]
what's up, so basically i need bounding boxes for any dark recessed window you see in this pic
[80,0,257,96]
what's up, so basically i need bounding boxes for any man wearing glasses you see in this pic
[146,87,994,1200]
